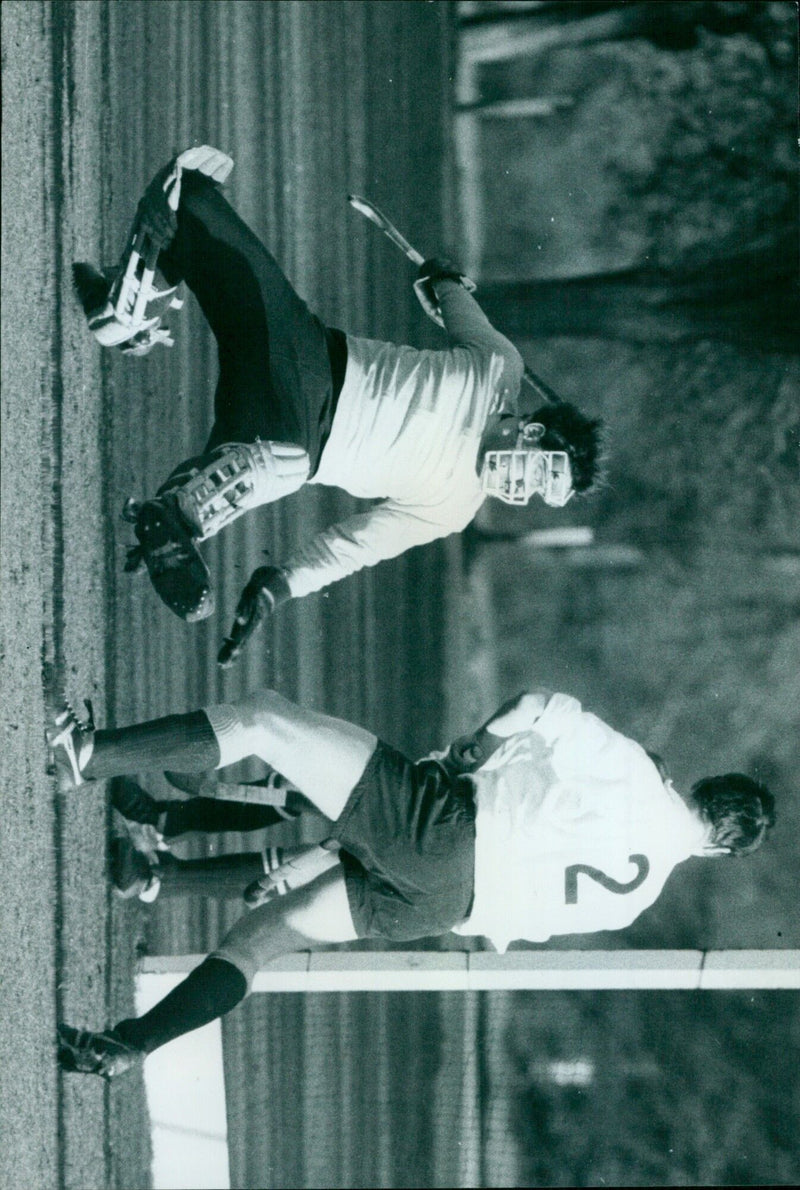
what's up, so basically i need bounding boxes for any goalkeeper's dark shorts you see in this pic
[332,741,477,941]
[159,172,347,475]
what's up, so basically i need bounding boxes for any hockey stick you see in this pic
[348,194,426,267]
[349,193,474,329]
[348,194,560,405]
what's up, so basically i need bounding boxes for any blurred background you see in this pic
[1,1,797,1187]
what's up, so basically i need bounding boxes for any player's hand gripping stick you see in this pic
[348,195,475,327]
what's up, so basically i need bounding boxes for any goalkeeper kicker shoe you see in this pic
[72,247,182,357]
[123,494,214,622]
[57,1024,141,1079]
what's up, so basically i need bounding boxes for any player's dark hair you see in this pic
[690,773,776,856]
[531,402,606,494]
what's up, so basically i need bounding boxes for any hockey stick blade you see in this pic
[348,194,425,266]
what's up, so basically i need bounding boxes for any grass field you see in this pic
[2,3,798,1188]
[1,3,458,1187]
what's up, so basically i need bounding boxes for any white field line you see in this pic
[140,950,800,992]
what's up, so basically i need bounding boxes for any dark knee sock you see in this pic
[161,783,306,838]
[115,956,247,1055]
[157,851,264,899]
[161,797,293,837]
[83,711,219,781]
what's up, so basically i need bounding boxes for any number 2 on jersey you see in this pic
[564,854,650,904]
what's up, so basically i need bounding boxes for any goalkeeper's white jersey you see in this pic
[282,284,524,598]
[453,693,707,953]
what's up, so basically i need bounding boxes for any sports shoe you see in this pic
[122,494,214,622]
[58,1024,142,1079]
[74,192,183,355]
[74,147,233,359]
[109,835,162,903]
[46,700,95,791]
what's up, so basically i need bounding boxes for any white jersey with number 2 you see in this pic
[454,692,708,953]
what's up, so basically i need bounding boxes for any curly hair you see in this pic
[690,773,776,856]
[531,402,606,494]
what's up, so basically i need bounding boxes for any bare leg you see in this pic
[205,690,377,821]
[211,862,356,986]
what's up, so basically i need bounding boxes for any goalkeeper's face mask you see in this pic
[481,421,574,507]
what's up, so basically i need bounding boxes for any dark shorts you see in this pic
[331,742,477,941]
[159,173,347,478]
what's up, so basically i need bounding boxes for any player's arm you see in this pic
[219,496,473,665]
[440,689,553,775]
[418,260,525,399]
[280,497,470,597]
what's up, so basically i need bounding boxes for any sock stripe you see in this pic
[202,703,242,767]
[262,845,289,895]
